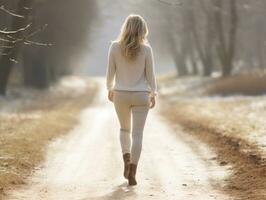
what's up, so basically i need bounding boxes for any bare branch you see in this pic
[26,24,48,38]
[6,24,48,41]
[0,23,32,35]
[0,5,25,18]
[1,24,51,48]
[0,45,15,49]
[0,37,14,43]
[23,6,33,10]
[24,40,53,46]
[9,58,18,63]
[6,35,19,40]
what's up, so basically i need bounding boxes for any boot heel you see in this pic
[128,163,137,186]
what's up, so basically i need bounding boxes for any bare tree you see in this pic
[0,0,98,94]
[213,0,238,76]
[0,0,52,95]
[0,0,34,95]
[189,0,215,76]
[162,1,191,76]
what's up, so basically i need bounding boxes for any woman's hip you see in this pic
[113,90,150,106]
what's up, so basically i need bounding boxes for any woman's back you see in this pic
[106,41,157,97]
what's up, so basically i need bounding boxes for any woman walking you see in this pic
[106,14,157,186]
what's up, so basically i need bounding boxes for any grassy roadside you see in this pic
[0,77,98,199]
[160,100,266,200]
[158,74,266,200]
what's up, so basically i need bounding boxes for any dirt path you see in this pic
[6,79,232,200]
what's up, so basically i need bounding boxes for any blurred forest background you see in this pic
[1,0,266,96]
[0,0,97,95]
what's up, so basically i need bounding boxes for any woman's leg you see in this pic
[113,92,131,154]
[130,92,150,165]
[131,105,149,164]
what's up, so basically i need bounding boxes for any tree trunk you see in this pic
[214,0,238,76]
[166,30,189,76]
[203,8,214,76]
[0,57,14,95]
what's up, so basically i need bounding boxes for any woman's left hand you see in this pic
[149,96,156,108]
[108,90,114,102]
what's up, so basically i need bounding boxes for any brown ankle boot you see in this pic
[123,153,131,179]
[128,163,137,186]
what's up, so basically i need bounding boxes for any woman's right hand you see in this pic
[150,96,156,108]
[108,90,114,102]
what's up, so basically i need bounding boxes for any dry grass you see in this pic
[158,73,266,200]
[158,73,266,149]
[158,72,266,97]
[0,76,97,198]
[205,72,266,96]
[162,101,266,200]
[157,71,177,82]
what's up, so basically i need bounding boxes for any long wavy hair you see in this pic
[116,14,149,61]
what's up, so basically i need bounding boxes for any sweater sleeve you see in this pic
[145,45,157,97]
[106,42,116,91]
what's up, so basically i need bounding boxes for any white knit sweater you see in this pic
[106,41,157,97]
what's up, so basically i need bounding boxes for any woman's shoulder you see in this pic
[141,42,153,54]
[108,40,120,54]
[110,40,120,48]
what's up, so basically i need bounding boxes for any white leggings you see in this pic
[113,90,150,165]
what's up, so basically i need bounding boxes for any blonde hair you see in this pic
[116,14,149,61]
